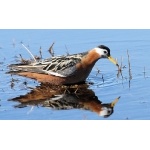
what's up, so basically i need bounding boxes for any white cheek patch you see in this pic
[99,109,108,116]
[99,107,112,117]
[94,47,104,56]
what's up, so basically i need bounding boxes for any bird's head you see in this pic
[99,96,120,118]
[95,45,119,66]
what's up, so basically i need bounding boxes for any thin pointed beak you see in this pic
[110,96,121,107]
[108,56,119,67]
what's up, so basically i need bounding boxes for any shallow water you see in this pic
[0,29,150,120]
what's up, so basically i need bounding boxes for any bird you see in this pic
[10,83,120,118]
[43,94,120,118]
[8,45,118,85]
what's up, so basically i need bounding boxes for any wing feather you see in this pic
[8,51,88,77]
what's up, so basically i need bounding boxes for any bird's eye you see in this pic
[104,50,108,54]
[107,110,111,114]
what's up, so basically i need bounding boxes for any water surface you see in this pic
[0,29,150,120]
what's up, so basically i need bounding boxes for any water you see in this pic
[0,29,150,120]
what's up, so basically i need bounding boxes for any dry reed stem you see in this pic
[39,46,42,59]
[21,43,37,62]
[127,50,132,89]
[48,42,55,57]
[127,50,132,80]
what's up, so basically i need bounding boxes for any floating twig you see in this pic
[27,106,35,114]
[12,38,16,48]
[117,56,124,79]
[65,45,70,55]
[21,43,37,62]
[48,42,55,57]
[127,50,132,80]
[96,68,101,76]
[39,46,42,59]
[101,74,105,83]
[143,66,146,79]
[19,54,26,63]
[23,80,28,86]
[10,77,18,89]
[34,55,41,61]
[127,50,132,88]
[74,86,79,94]
[63,86,71,94]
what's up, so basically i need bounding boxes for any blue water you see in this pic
[0,29,150,120]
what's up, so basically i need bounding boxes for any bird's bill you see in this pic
[108,56,119,66]
[110,96,120,107]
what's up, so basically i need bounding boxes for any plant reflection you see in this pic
[10,83,120,118]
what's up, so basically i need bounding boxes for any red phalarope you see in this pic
[8,45,118,85]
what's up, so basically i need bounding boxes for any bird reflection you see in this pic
[10,83,120,118]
